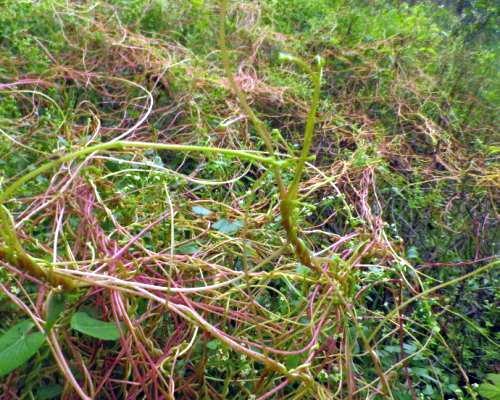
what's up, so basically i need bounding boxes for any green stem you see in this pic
[287,64,322,200]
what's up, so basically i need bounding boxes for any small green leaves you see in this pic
[213,219,244,235]
[70,312,121,341]
[478,374,500,400]
[192,205,212,217]
[0,320,45,377]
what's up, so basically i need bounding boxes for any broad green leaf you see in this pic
[478,383,500,400]
[45,292,66,332]
[36,384,63,400]
[486,374,500,386]
[213,219,243,235]
[192,205,212,217]
[176,243,200,255]
[0,321,45,377]
[478,374,500,400]
[0,320,33,350]
[70,312,121,341]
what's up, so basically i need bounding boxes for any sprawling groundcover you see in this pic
[0,0,498,399]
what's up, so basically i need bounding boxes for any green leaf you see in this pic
[413,367,434,382]
[284,354,302,369]
[213,219,243,235]
[478,383,500,400]
[206,339,219,350]
[394,391,413,400]
[383,345,401,353]
[486,374,500,386]
[0,321,45,377]
[0,320,33,349]
[422,384,434,395]
[403,342,417,354]
[296,263,309,276]
[45,292,66,332]
[70,312,121,341]
[36,384,63,400]
[192,205,212,217]
[407,246,419,260]
[478,374,500,400]
[176,243,200,255]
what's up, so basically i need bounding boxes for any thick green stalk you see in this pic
[0,206,78,289]
[218,0,286,198]
[280,61,323,270]
[218,0,323,270]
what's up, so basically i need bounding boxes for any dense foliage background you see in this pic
[0,0,498,399]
